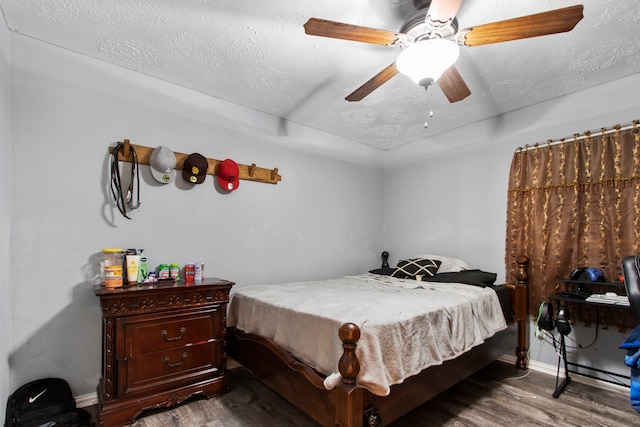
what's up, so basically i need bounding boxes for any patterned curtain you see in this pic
[505,120,640,330]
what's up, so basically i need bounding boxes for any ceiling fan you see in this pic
[303,0,584,103]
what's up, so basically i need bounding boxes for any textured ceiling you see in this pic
[1,0,639,150]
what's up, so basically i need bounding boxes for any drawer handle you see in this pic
[161,327,186,342]
[163,352,188,368]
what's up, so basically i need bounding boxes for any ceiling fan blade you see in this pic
[345,63,399,102]
[458,5,584,47]
[304,18,401,46]
[437,66,471,103]
[426,0,463,28]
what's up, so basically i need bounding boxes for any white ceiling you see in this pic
[1,0,639,150]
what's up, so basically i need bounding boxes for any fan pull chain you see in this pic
[424,85,434,129]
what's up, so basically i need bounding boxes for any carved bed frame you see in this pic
[227,256,529,427]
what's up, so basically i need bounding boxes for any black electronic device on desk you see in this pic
[553,282,629,308]
[556,267,628,301]
[556,267,605,299]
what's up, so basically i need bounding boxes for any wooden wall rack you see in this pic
[109,139,281,185]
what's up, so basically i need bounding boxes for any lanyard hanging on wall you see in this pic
[110,142,140,219]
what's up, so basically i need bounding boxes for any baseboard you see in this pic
[498,354,630,395]
[75,392,98,408]
[76,355,629,408]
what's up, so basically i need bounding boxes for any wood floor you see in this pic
[87,360,639,426]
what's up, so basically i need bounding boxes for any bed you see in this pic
[227,255,529,426]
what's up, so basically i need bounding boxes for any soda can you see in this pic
[185,263,195,284]
[194,262,204,283]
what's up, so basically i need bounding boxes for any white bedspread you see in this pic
[227,274,507,396]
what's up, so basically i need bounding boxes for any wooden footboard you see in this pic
[227,255,530,426]
[228,324,516,427]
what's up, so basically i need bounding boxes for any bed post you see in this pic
[334,323,364,427]
[338,323,360,384]
[515,255,529,369]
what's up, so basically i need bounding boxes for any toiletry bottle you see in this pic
[138,249,148,282]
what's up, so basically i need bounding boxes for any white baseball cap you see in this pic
[149,146,177,184]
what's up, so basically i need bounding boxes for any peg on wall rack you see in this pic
[122,139,131,158]
[109,140,282,185]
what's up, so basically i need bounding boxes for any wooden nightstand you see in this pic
[94,278,234,427]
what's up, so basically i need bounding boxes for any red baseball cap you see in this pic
[217,159,240,191]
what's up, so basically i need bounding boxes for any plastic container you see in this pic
[170,264,180,280]
[158,264,170,279]
[126,254,140,285]
[138,250,148,282]
[102,248,124,287]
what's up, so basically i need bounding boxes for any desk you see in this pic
[550,292,630,307]
[554,276,634,329]
[547,289,630,398]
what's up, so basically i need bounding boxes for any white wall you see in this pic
[8,34,384,396]
[6,16,640,400]
[384,71,640,384]
[0,10,12,408]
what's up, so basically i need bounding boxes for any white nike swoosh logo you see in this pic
[28,389,47,403]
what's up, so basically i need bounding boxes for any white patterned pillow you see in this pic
[391,259,441,279]
[411,254,469,273]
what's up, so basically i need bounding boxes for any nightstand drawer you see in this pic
[124,341,224,395]
[123,308,224,356]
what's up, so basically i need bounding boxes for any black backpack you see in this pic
[4,378,93,427]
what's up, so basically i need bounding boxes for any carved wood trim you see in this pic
[99,289,230,316]
[103,317,115,400]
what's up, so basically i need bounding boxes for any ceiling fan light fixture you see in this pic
[396,39,460,86]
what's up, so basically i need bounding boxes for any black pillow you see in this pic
[391,259,441,279]
[421,270,498,287]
